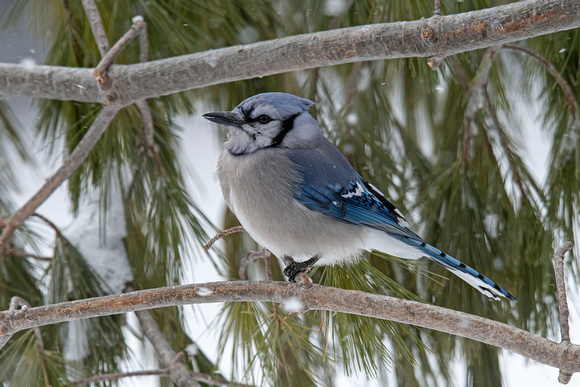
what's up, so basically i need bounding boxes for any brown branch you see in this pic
[462,47,498,165]
[73,369,169,385]
[81,0,110,57]
[482,85,526,201]
[204,226,245,250]
[1,281,579,376]
[2,0,580,104]
[0,106,120,249]
[503,44,579,120]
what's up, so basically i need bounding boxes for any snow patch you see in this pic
[196,287,213,296]
[19,57,36,69]
[282,297,304,312]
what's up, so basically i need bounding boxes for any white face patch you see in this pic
[341,182,365,199]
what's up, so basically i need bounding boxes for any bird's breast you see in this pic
[216,149,365,264]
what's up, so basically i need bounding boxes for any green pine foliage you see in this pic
[0,0,578,386]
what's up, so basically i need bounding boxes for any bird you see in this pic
[203,92,516,301]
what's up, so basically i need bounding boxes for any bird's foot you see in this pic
[283,255,320,284]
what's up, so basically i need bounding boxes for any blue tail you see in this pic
[419,242,516,301]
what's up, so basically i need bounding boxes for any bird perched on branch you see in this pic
[203,92,516,301]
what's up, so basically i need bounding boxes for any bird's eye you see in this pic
[257,114,272,124]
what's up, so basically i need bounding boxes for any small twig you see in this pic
[434,0,442,16]
[204,226,244,250]
[238,249,270,281]
[503,44,578,120]
[0,106,120,249]
[73,369,169,385]
[482,85,526,201]
[136,100,162,173]
[81,0,110,57]
[264,254,281,326]
[6,248,52,262]
[462,47,498,165]
[553,241,574,384]
[9,297,50,386]
[32,213,64,239]
[554,242,574,343]
[94,16,147,82]
[132,17,162,173]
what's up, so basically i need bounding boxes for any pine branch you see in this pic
[134,308,204,387]
[1,280,579,379]
[6,248,51,262]
[0,107,119,248]
[8,297,50,387]
[462,47,498,165]
[0,106,120,249]
[553,241,574,385]
[1,0,579,104]
[81,0,110,57]
[503,44,579,120]
[93,16,146,85]
[482,85,526,200]
[73,369,169,385]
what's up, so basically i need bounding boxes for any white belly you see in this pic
[218,149,365,265]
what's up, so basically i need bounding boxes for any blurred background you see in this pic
[0,0,578,386]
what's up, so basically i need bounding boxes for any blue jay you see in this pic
[203,92,516,301]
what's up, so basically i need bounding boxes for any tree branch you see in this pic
[482,85,526,201]
[554,241,575,384]
[1,0,579,104]
[134,308,203,387]
[73,369,169,385]
[503,44,579,120]
[204,226,245,250]
[9,297,50,386]
[462,47,498,165]
[1,281,579,376]
[0,106,120,248]
[94,16,146,82]
[554,242,574,344]
[81,0,110,57]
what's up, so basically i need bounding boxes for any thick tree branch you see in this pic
[0,106,120,248]
[0,281,578,377]
[1,0,579,104]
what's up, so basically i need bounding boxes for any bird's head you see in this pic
[203,92,322,155]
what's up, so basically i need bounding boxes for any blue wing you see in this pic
[287,140,420,241]
[287,140,516,301]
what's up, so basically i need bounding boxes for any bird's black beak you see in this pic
[202,111,244,129]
